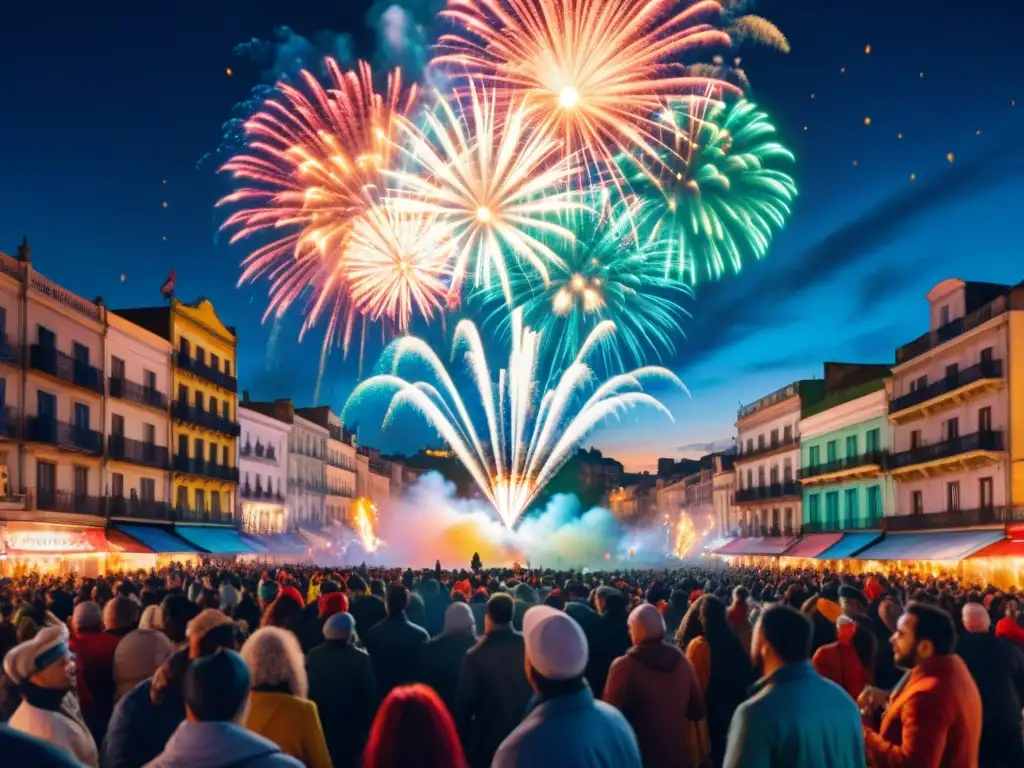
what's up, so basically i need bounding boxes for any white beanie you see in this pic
[962,603,991,633]
[3,623,69,684]
[523,605,588,681]
[628,603,666,642]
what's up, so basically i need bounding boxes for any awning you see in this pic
[781,533,843,559]
[817,532,883,559]
[175,526,268,555]
[111,524,198,554]
[855,530,1005,561]
[298,526,334,548]
[3,523,106,555]
[702,536,735,553]
[967,536,1022,558]
[714,537,798,556]
[249,532,310,554]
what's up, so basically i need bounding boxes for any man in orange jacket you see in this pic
[863,603,981,768]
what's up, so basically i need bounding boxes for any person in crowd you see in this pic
[724,604,865,768]
[800,594,840,653]
[603,603,706,768]
[995,595,1024,648]
[662,589,689,639]
[469,587,489,635]
[418,578,452,637]
[681,594,754,766]
[587,585,631,699]
[868,597,905,691]
[512,582,538,631]
[261,587,305,633]
[239,626,332,768]
[562,580,603,691]
[811,614,877,700]
[257,579,281,614]
[0,722,82,767]
[420,602,477,713]
[347,574,388,636]
[363,584,430,695]
[4,624,98,767]
[70,600,121,745]
[727,586,752,654]
[160,594,199,646]
[145,649,303,768]
[363,684,467,768]
[957,602,1024,768]
[864,602,982,767]
[838,584,868,620]
[492,605,641,768]
[455,593,532,768]
[104,596,140,639]
[102,609,242,768]
[113,603,174,701]
[305,612,378,768]
[407,591,428,630]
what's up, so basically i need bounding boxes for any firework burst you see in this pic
[344,308,683,529]
[621,97,797,284]
[387,80,584,302]
[433,0,740,184]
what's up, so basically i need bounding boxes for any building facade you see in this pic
[117,298,240,524]
[238,399,290,534]
[296,406,356,525]
[800,380,893,532]
[888,279,1024,523]
[712,454,737,535]
[289,411,327,526]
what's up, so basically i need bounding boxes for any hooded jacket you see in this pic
[143,720,304,768]
[811,621,871,700]
[603,640,706,768]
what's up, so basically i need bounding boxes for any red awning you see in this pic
[715,537,798,556]
[968,537,1024,558]
[782,533,844,559]
[3,523,106,555]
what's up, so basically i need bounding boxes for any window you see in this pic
[912,491,924,515]
[910,430,922,450]
[194,438,204,462]
[757,466,765,486]
[746,469,753,488]
[745,439,753,455]
[981,346,993,364]
[74,402,90,431]
[866,428,881,453]
[826,440,837,463]
[944,417,959,441]
[809,445,820,468]
[195,489,206,513]
[177,384,187,404]
[211,492,221,515]
[945,363,959,381]
[769,465,779,484]
[757,434,765,450]
[73,342,89,366]
[194,391,204,411]
[783,458,792,483]
[176,485,188,509]
[783,425,793,443]
[846,434,858,458]
[946,481,961,513]
[111,472,124,498]
[74,466,88,497]
[939,305,950,326]
[223,445,230,465]
[222,401,230,419]
[36,461,56,505]
[825,491,839,528]
[770,429,779,448]
[211,353,220,372]
[0,306,6,337]
[111,356,125,380]
[179,337,190,356]
[784,507,793,533]
[36,390,55,420]
[37,326,55,348]
[978,406,992,433]
[225,359,232,377]
[141,478,155,502]
[209,396,218,415]
[111,413,125,437]
[208,443,218,464]
[980,477,994,509]
[144,369,157,391]
[177,434,188,458]
[771,509,780,530]
[867,486,881,521]
[844,488,859,527]
[143,423,155,444]
[196,347,206,365]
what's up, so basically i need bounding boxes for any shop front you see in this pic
[106,524,201,572]
[0,522,108,577]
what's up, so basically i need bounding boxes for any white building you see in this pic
[238,398,290,534]
[296,406,356,525]
[712,454,737,536]
[289,410,327,526]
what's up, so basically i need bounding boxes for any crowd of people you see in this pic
[1,558,1023,767]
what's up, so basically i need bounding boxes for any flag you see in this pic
[160,270,176,300]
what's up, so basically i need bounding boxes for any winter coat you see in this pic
[724,660,865,768]
[348,594,387,637]
[469,598,487,636]
[70,627,122,744]
[864,654,983,768]
[812,625,872,700]
[603,640,706,768]
[957,630,1024,768]
[363,613,429,695]
[995,616,1024,648]
[586,608,631,699]
[8,698,98,767]
[423,592,451,638]
[455,625,533,768]
[102,678,186,768]
[305,641,378,768]
[0,723,81,767]
[293,604,325,653]
[419,631,476,714]
[112,627,173,702]
[492,687,641,768]
[726,603,752,655]
[686,633,754,766]
[143,721,304,768]
[244,690,332,768]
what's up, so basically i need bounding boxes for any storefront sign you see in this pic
[3,524,106,554]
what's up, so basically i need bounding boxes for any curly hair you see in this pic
[240,626,308,699]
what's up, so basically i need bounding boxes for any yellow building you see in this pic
[114,298,239,523]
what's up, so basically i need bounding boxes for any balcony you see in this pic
[798,450,888,484]
[174,505,235,525]
[240,442,277,462]
[288,478,327,494]
[108,376,167,411]
[890,430,1004,478]
[734,481,801,505]
[107,497,175,521]
[35,489,105,517]
[737,523,797,538]
[326,456,356,471]
[0,336,19,366]
[734,435,799,464]
[889,360,1004,422]
[884,506,1024,532]
[896,294,1008,365]
[108,436,169,469]
[30,345,103,394]
[0,407,23,439]
[27,417,102,455]
[172,455,240,483]
[172,401,241,437]
[802,516,882,534]
[176,350,237,392]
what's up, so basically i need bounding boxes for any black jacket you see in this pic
[455,626,532,768]
[565,601,605,695]
[420,632,476,714]
[305,641,379,768]
[363,613,430,695]
[587,608,631,698]
[957,630,1024,766]
[349,594,387,637]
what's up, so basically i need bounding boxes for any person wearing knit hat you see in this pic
[838,585,868,619]
[421,603,477,714]
[145,650,303,768]
[493,606,641,768]
[186,609,240,660]
[258,579,281,611]
[278,585,305,607]
[219,583,241,613]
[318,591,349,620]
[5,624,99,767]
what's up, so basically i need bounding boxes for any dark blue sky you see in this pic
[3,1,1023,470]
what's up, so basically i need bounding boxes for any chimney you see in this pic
[242,389,250,403]
[16,235,31,263]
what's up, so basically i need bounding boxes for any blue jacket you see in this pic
[492,687,641,768]
[102,679,185,768]
[723,661,865,768]
[143,721,303,768]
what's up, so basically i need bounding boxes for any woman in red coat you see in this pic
[811,615,877,700]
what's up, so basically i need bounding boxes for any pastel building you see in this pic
[296,406,356,525]
[289,408,328,526]
[238,396,291,534]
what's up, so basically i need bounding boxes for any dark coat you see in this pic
[305,641,378,768]
[469,598,487,636]
[455,626,532,768]
[0,724,80,767]
[293,604,324,653]
[603,641,706,768]
[363,613,429,696]
[565,601,605,696]
[419,632,476,715]
[349,595,387,637]
[422,592,451,638]
[102,679,185,768]
[587,608,631,699]
[957,631,1024,768]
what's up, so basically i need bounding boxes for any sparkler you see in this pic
[351,497,381,553]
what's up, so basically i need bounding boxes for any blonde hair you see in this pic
[240,626,308,699]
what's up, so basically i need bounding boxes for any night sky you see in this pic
[4,1,1023,471]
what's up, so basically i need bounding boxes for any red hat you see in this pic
[864,577,884,603]
[453,579,471,598]
[319,592,349,619]
[279,586,304,607]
